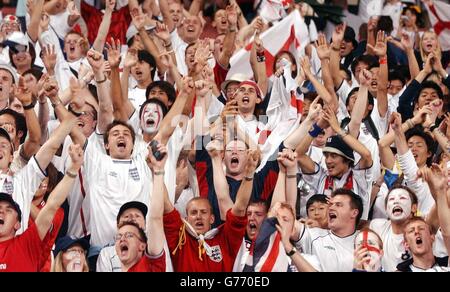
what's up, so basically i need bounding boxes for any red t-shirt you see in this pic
[0,223,45,272]
[127,251,166,272]
[213,62,230,90]
[164,208,247,272]
[81,2,131,45]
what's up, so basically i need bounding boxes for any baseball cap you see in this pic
[4,31,29,55]
[220,73,249,92]
[322,135,354,162]
[126,24,156,44]
[116,201,148,223]
[53,236,90,256]
[0,62,18,84]
[0,192,22,222]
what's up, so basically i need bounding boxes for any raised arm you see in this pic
[232,149,260,217]
[323,107,373,169]
[145,142,168,256]
[158,0,175,32]
[35,144,83,240]
[154,77,194,145]
[27,0,44,43]
[250,28,268,96]
[400,32,420,80]
[189,0,205,16]
[92,0,115,52]
[348,70,371,138]
[367,31,388,118]
[15,77,41,160]
[207,139,233,220]
[330,23,346,88]
[106,39,134,121]
[86,49,114,134]
[316,34,335,95]
[273,149,298,211]
[217,5,237,69]
[300,56,337,112]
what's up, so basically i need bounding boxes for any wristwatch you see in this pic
[286,246,297,256]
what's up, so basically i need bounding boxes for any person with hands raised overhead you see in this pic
[163,148,259,272]
[0,143,83,271]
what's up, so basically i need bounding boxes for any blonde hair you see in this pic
[420,31,442,61]
[51,251,89,272]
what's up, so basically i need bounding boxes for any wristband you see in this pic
[257,55,266,62]
[244,176,254,181]
[406,119,414,130]
[23,102,36,110]
[331,46,340,51]
[66,170,78,178]
[286,246,297,256]
[379,57,387,65]
[337,129,348,139]
[51,100,61,108]
[308,123,323,138]
[95,75,107,84]
[154,170,165,176]
[286,173,297,179]
[429,124,439,132]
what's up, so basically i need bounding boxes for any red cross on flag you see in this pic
[226,9,310,80]
[424,0,450,51]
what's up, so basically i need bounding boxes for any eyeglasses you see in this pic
[114,232,142,242]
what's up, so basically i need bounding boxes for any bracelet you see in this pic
[372,181,382,188]
[286,246,297,256]
[337,129,348,139]
[286,173,297,179]
[331,46,340,51]
[244,176,254,181]
[308,123,323,138]
[66,170,78,178]
[68,105,83,117]
[23,102,36,110]
[406,119,414,130]
[379,57,387,65]
[154,170,165,176]
[163,41,172,48]
[95,75,107,84]
[430,124,439,132]
[51,100,61,108]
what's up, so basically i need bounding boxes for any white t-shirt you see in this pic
[171,29,189,76]
[128,87,147,111]
[1,156,47,234]
[302,162,373,220]
[370,219,409,272]
[295,226,358,272]
[84,133,154,248]
[96,245,122,272]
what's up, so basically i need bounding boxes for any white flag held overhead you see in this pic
[226,9,310,80]
[424,0,450,50]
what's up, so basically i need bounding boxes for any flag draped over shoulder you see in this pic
[243,217,292,272]
[226,9,310,80]
[424,0,450,51]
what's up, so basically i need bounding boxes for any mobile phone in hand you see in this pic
[149,140,165,161]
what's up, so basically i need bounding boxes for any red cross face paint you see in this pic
[140,102,163,134]
[355,230,383,272]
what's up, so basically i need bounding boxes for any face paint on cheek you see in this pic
[141,105,163,134]
[359,231,382,272]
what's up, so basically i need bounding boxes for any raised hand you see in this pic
[417,162,448,200]
[105,0,116,12]
[306,97,322,122]
[15,76,33,106]
[69,77,85,111]
[206,139,224,159]
[254,30,264,54]
[179,76,195,96]
[322,106,340,132]
[277,148,297,173]
[146,141,168,171]
[68,144,84,170]
[316,33,330,60]
[154,22,171,44]
[359,69,373,87]
[411,105,433,126]
[131,8,146,30]
[68,1,81,25]
[39,12,50,33]
[41,44,57,75]
[423,53,434,75]
[367,30,387,57]
[43,76,59,100]
[353,246,371,271]
[332,22,346,45]
[400,32,414,51]
[226,4,238,29]
[195,79,212,98]
[245,148,261,177]
[124,48,138,69]
[86,49,105,73]
[105,38,122,68]
[389,112,403,133]
[424,99,443,128]
[299,56,312,76]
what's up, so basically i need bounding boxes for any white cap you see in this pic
[220,73,249,92]
[0,62,18,84]
[126,24,155,44]
[7,31,29,47]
